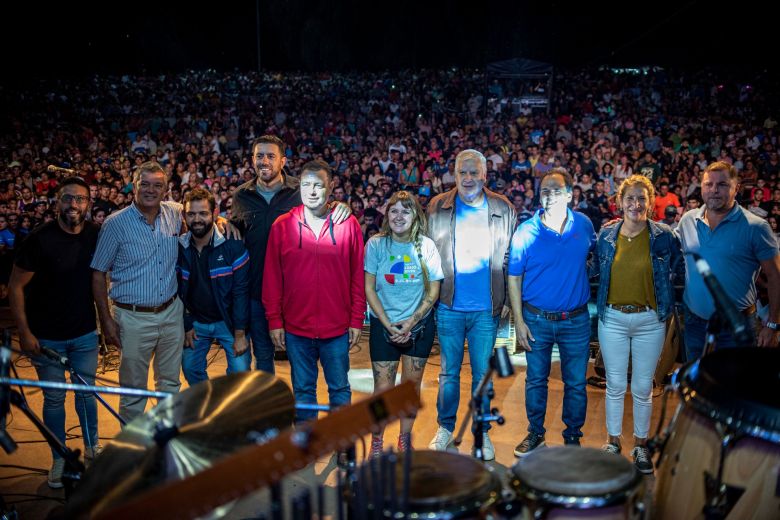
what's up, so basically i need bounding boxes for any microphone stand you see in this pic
[453,346,514,461]
[6,387,85,498]
[41,349,126,426]
[703,314,722,356]
[0,345,172,497]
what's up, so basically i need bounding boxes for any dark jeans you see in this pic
[523,308,591,439]
[250,298,275,373]
[683,305,760,361]
[285,332,351,423]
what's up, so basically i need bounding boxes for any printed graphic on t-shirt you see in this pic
[384,254,418,285]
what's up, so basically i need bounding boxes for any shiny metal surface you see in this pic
[66,371,294,517]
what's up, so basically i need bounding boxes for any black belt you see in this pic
[523,302,588,321]
[607,304,652,314]
[113,296,176,314]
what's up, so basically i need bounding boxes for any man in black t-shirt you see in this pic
[8,177,102,489]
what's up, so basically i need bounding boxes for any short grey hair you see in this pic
[454,149,487,176]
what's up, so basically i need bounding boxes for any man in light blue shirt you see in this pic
[91,161,186,422]
[677,161,780,359]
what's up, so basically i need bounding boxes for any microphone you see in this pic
[691,252,754,347]
[47,165,79,176]
[492,346,514,378]
[40,346,70,367]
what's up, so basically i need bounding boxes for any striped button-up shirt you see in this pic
[91,202,183,306]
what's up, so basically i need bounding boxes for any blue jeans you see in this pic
[285,332,351,423]
[181,320,251,386]
[523,308,590,439]
[435,307,499,433]
[683,305,760,361]
[250,298,275,373]
[34,330,99,459]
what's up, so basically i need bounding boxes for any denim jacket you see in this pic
[592,219,684,322]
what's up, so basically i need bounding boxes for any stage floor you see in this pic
[1,332,678,518]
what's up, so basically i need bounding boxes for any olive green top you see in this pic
[607,227,657,310]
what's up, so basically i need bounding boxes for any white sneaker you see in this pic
[48,458,65,489]
[481,433,495,461]
[428,426,455,451]
[84,444,104,466]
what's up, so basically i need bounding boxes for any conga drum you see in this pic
[352,450,503,518]
[510,446,646,519]
[654,348,780,519]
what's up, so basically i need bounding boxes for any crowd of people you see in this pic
[2,66,779,487]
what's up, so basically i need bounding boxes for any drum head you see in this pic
[390,450,500,510]
[512,447,639,497]
[680,348,780,437]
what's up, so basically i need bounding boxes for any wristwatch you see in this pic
[766,321,779,331]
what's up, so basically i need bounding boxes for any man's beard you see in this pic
[59,210,85,230]
[190,221,214,238]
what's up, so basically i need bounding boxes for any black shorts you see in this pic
[369,311,436,362]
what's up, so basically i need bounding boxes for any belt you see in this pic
[607,304,652,314]
[113,296,176,314]
[523,302,588,321]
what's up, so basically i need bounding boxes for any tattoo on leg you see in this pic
[372,361,399,390]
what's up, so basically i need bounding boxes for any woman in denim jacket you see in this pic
[592,175,683,474]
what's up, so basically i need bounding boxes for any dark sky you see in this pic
[3,1,774,78]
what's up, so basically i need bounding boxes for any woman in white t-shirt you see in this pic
[364,191,444,457]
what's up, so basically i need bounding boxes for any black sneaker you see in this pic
[514,432,545,457]
[563,436,581,447]
[602,442,621,455]
[631,446,653,474]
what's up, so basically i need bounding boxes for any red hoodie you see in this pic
[263,205,366,339]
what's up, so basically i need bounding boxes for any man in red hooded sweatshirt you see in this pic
[263,159,366,422]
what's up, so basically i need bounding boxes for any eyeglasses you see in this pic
[60,194,89,204]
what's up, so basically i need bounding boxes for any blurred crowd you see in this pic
[2,67,779,296]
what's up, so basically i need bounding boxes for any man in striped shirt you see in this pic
[91,161,186,423]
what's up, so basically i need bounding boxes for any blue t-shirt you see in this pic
[678,203,779,319]
[365,235,444,323]
[0,228,15,249]
[448,196,492,312]
[509,209,596,312]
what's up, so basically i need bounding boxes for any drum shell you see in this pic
[509,447,646,520]
[654,405,780,520]
[353,450,503,519]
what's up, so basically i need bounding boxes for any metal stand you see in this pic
[453,346,514,461]
[703,314,722,356]
[0,345,172,485]
[4,388,86,498]
[44,351,127,426]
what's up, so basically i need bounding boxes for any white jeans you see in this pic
[598,307,665,438]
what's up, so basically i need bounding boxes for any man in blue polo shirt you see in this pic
[677,161,780,359]
[508,167,596,456]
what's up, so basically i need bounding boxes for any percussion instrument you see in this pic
[654,348,780,519]
[353,449,503,519]
[510,446,646,519]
